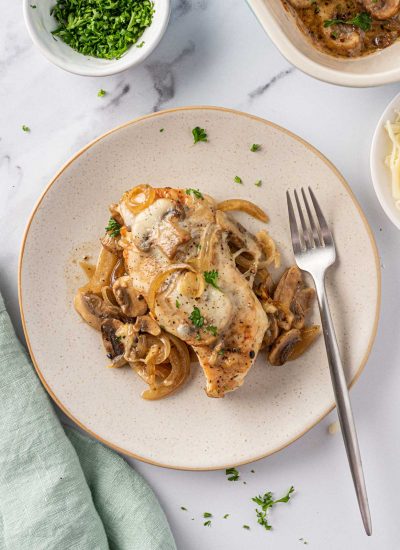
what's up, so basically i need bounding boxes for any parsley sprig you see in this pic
[186,188,203,199]
[192,126,208,144]
[189,307,204,328]
[225,467,240,481]
[203,270,219,289]
[252,486,294,531]
[105,217,122,238]
[51,0,155,59]
[250,143,261,152]
[324,12,372,31]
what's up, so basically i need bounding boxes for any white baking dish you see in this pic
[247,0,400,87]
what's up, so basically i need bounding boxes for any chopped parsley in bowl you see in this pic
[23,0,170,76]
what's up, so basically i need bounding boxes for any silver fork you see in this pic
[286,187,372,536]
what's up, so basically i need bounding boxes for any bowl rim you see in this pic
[247,0,400,88]
[22,0,171,77]
[370,91,400,230]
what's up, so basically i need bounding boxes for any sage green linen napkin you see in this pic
[0,294,176,550]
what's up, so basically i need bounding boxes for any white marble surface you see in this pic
[2,1,400,549]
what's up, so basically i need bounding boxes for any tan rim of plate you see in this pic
[18,106,381,470]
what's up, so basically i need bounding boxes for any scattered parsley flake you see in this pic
[250,143,261,152]
[176,299,181,309]
[186,188,203,199]
[203,520,211,527]
[206,325,218,337]
[252,486,295,531]
[195,333,202,341]
[137,40,145,48]
[218,349,225,356]
[98,89,106,97]
[243,525,250,530]
[180,506,187,511]
[203,512,212,518]
[160,128,164,132]
[22,125,30,132]
[254,180,262,187]
[192,126,208,144]
[203,270,219,289]
[105,217,121,238]
[226,467,240,481]
[234,176,243,184]
[30,4,37,7]
[189,306,204,328]
[223,514,230,519]
[323,12,371,31]
[51,0,155,59]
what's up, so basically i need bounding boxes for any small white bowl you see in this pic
[248,0,400,87]
[371,92,400,230]
[23,0,170,76]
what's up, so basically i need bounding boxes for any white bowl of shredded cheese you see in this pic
[371,92,400,230]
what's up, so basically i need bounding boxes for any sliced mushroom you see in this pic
[325,24,362,56]
[268,329,301,366]
[274,266,302,307]
[74,291,123,331]
[133,315,161,336]
[109,203,124,226]
[113,276,148,317]
[101,318,125,358]
[363,0,400,19]
[262,314,279,347]
[291,287,316,329]
[101,233,122,256]
[288,325,320,361]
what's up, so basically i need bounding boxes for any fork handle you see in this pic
[313,275,372,536]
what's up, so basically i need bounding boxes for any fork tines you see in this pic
[286,187,333,253]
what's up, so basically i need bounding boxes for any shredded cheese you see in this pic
[384,112,400,210]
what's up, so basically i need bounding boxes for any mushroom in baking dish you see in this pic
[112,276,148,317]
[363,0,400,20]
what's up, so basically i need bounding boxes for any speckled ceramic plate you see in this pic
[19,107,380,470]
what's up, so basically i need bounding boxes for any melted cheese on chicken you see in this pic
[118,188,268,397]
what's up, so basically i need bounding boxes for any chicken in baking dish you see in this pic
[74,185,320,399]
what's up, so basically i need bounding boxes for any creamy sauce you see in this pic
[284,0,400,57]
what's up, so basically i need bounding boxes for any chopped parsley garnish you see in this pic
[223,514,230,519]
[323,12,372,31]
[234,176,243,184]
[22,125,30,132]
[218,349,225,356]
[203,270,219,289]
[254,180,262,187]
[250,143,261,152]
[180,506,187,511]
[252,486,294,531]
[203,512,212,518]
[51,0,155,59]
[195,333,202,341]
[206,325,218,337]
[189,306,204,328]
[192,126,208,144]
[243,525,250,530]
[176,299,181,309]
[137,40,145,48]
[203,520,211,527]
[186,188,203,199]
[98,89,106,97]
[226,467,240,481]
[105,217,121,238]
[160,128,164,132]
[30,4,37,7]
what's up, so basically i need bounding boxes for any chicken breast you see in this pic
[118,187,268,397]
